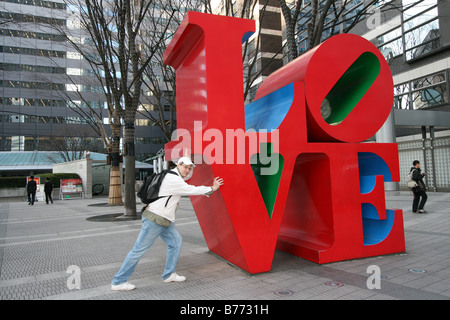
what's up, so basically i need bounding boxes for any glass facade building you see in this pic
[0,0,168,162]
[280,0,449,190]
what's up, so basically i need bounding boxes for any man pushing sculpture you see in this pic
[111,156,224,291]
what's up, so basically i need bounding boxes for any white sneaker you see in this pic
[163,273,186,283]
[111,282,136,291]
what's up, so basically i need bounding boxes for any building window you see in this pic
[0,63,66,74]
[138,104,155,111]
[0,45,66,58]
[0,28,66,42]
[0,0,66,10]
[1,97,67,107]
[394,71,448,110]
[394,82,411,110]
[402,0,440,61]
[411,72,447,109]
[0,11,66,26]
[376,0,440,62]
[378,27,403,58]
[0,80,65,91]
[135,118,151,126]
[135,137,164,144]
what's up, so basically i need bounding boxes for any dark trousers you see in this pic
[412,188,427,212]
[27,192,36,205]
[45,191,53,204]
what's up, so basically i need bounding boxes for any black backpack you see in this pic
[137,170,178,205]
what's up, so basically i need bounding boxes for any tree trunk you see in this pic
[108,134,123,205]
[279,0,298,62]
[108,161,122,205]
[309,0,333,49]
[123,121,136,216]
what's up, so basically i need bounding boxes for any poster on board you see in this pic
[60,179,83,194]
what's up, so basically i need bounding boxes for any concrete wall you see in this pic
[92,164,111,196]
[52,156,93,199]
[0,187,60,203]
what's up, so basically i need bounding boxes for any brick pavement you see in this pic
[0,192,449,301]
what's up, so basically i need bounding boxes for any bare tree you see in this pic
[51,1,126,205]
[45,127,106,163]
[53,0,176,214]
[136,0,283,146]
[137,1,181,143]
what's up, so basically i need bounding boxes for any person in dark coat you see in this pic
[27,176,37,205]
[410,160,428,213]
[44,177,54,204]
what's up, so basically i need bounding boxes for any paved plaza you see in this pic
[0,191,449,301]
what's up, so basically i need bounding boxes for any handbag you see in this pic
[144,210,171,227]
[407,169,418,189]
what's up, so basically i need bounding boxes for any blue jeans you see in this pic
[111,217,182,285]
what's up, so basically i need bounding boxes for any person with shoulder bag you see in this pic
[111,156,224,291]
[410,160,428,214]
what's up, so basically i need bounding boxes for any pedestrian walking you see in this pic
[27,176,37,205]
[44,178,53,204]
[410,160,428,213]
[111,156,224,291]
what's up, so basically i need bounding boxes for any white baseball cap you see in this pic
[177,156,196,167]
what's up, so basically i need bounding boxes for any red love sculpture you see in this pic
[163,11,405,274]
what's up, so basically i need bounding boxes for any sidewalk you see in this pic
[0,191,449,300]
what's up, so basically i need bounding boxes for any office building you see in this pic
[213,0,284,102]
[0,0,168,168]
